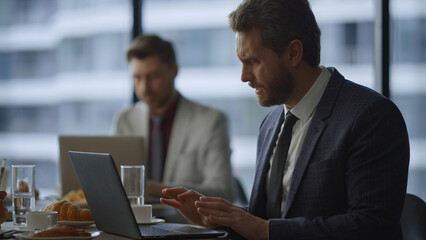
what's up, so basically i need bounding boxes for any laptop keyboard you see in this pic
[138,223,224,238]
[139,225,179,236]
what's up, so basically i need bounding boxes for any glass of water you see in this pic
[120,165,145,205]
[12,165,36,228]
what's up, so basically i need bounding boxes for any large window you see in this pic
[390,0,426,200]
[316,0,375,89]
[0,0,424,202]
[142,0,376,197]
[0,0,132,195]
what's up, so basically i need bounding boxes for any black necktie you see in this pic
[266,112,298,219]
[151,115,164,181]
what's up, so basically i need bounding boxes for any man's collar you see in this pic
[284,66,331,122]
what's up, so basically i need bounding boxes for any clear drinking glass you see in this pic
[120,165,145,205]
[12,165,36,228]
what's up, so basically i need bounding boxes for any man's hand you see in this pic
[146,180,168,197]
[195,197,269,240]
[0,191,7,228]
[161,188,268,240]
[160,187,216,226]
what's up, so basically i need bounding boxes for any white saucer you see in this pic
[58,221,95,227]
[137,218,165,225]
[13,221,95,232]
[14,227,33,233]
[13,231,100,240]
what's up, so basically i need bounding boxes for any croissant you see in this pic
[63,189,86,203]
[29,225,91,237]
[41,200,93,221]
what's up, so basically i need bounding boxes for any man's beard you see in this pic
[145,87,175,111]
[257,70,294,107]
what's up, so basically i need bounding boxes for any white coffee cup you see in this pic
[26,211,58,231]
[131,204,152,223]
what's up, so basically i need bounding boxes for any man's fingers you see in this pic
[161,191,177,199]
[177,190,201,200]
[162,187,187,195]
[199,196,233,207]
[195,201,233,213]
[197,207,225,218]
[160,198,182,209]
[162,187,188,198]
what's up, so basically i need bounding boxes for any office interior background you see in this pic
[0,0,425,201]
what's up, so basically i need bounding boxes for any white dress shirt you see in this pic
[266,66,331,215]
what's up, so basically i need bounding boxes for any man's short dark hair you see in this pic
[229,0,321,67]
[126,35,176,68]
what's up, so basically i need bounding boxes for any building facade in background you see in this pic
[0,0,132,194]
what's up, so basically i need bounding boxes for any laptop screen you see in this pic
[59,136,144,196]
[69,151,142,239]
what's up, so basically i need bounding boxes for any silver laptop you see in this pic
[59,136,145,196]
[69,151,225,240]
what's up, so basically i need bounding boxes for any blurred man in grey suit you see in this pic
[113,35,233,201]
[161,0,409,239]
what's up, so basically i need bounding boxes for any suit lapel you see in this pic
[249,107,284,219]
[133,101,150,136]
[283,118,326,216]
[162,97,192,182]
[283,68,345,217]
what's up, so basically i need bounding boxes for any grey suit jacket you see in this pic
[228,68,409,240]
[112,96,233,201]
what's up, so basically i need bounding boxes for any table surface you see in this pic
[1,221,134,239]
[2,198,227,240]
[1,221,228,240]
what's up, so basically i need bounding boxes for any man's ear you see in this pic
[286,39,303,67]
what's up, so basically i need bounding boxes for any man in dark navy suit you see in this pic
[161,0,410,239]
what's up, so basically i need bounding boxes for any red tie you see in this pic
[151,115,164,181]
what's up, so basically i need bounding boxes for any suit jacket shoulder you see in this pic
[112,101,149,136]
[164,96,233,200]
[253,67,409,240]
